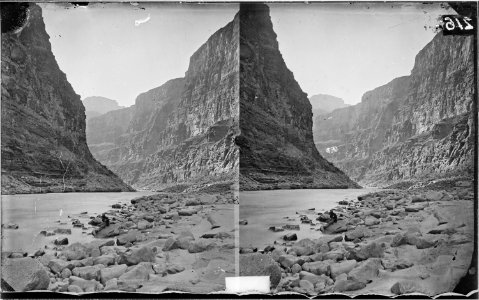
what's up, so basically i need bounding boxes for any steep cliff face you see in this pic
[238,4,359,190]
[1,4,133,194]
[314,33,474,187]
[87,15,239,191]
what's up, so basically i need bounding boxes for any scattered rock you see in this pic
[240,253,282,288]
[283,233,297,241]
[391,280,424,295]
[100,264,128,284]
[348,258,382,283]
[54,237,69,246]
[118,246,155,266]
[329,260,357,279]
[2,258,50,291]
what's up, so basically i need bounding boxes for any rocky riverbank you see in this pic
[240,180,475,296]
[1,191,237,293]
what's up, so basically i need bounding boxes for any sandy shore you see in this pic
[239,180,475,296]
[2,191,237,293]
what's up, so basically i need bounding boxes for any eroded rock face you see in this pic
[238,4,359,190]
[87,14,240,191]
[314,33,474,187]
[1,3,132,194]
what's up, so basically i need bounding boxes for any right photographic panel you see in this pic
[238,2,476,296]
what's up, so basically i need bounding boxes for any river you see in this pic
[239,188,378,249]
[1,192,153,253]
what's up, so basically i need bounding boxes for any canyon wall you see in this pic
[87,15,239,191]
[238,4,359,190]
[314,33,474,187]
[1,4,133,194]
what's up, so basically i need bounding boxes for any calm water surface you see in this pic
[2,192,153,253]
[240,189,378,248]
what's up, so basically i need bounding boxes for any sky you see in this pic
[40,3,238,107]
[269,3,453,105]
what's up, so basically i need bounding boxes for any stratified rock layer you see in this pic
[238,4,359,190]
[314,33,474,187]
[87,14,239,191]
[1,4,132,194]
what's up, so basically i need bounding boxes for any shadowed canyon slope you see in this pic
[238,4,359,190]
[1,4,133,194]
[87,15,239,191]
[314,33,475,187]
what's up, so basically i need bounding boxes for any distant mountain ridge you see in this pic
[83,96,124,120]
[309,94,349,115]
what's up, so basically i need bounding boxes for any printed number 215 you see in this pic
[444,16,474,31]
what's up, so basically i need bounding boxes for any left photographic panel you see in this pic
[1,2,239,294]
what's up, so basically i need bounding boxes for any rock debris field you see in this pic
[1,181,475,295]
[2,192,236,293]
[240,181,475,296]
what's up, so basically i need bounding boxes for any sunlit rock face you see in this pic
[1,4,133,194]
[314,33,474,187]
[238,3,359,190]
[87,14,239,191]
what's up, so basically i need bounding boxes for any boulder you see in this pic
[302,260,332,276]
[119,246,155,266]
[2,258,50,291]
[166,264,185,274]
[162,238,180,251]
[299,271,323,285]
[348,242,384,261]
[269,226,284,232]
[137,220,153,230]
[322,249,345,262]
[364,216,380,226]
[116,230,139,246]
[299,279,314,292]
[283,233,297,241]
[283,224,300,230]
[288,246,314,256]
[278,254,304,268]
[178,209,197,216]
[48,259,74,274]
[63,243,88,261]
[100,264,128,284]
[72,265,103,281]
[54,237,69,246]
[240,253,282,288]
[61,268,72,279]
[334,279,366,292]
[67,285,83,293]
[348,258,382,283]
[118,264,149,281]
[291,264,302,274]
[68,276,102,292]
[104,278,118,291]
[187,240,216,253]
[391,280,424,295]
[93,255,116,266]
[185,199,201,206]
[329,260,357,279]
